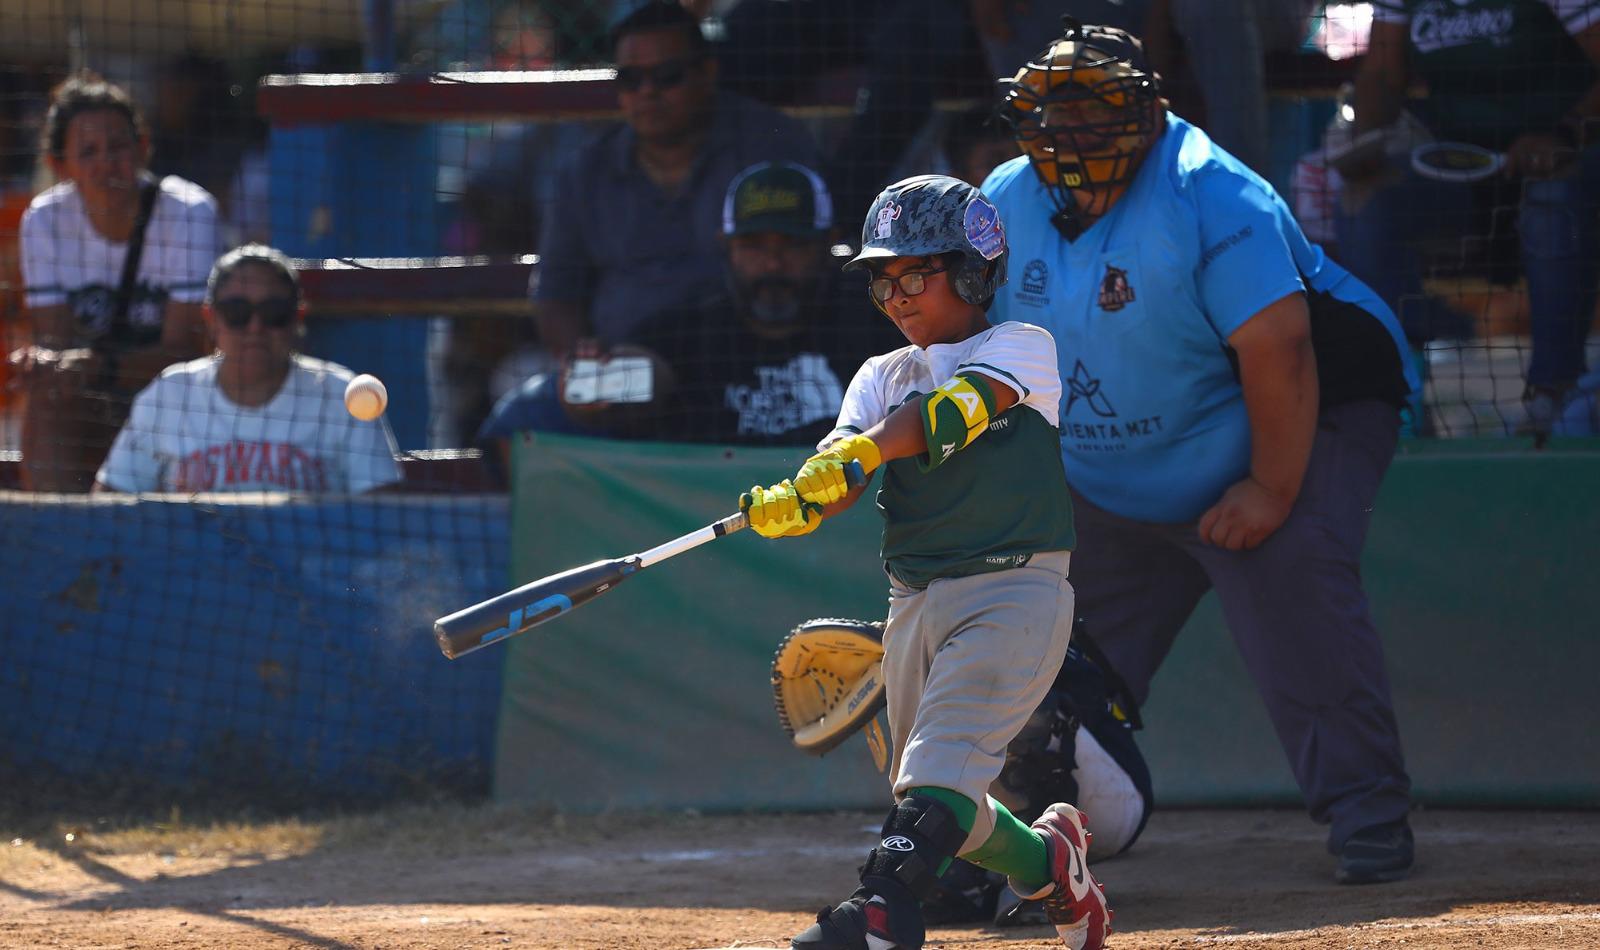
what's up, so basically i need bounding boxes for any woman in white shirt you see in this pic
[13,72,218,490]
[95,245,402,495]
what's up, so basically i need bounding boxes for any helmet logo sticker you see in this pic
[874,202,902,240]
[963,197,1006,261]
[1097,264,1135,311]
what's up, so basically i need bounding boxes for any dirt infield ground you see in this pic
[2,805,1597,950]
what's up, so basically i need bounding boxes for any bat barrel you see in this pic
[432,472,866,659]
[434,557,636,659]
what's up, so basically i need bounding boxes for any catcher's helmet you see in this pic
[844,174,1008,310]
[998,17,1161,239]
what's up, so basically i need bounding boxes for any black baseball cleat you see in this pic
[791,882,923,950]
[1335,818,1415,885]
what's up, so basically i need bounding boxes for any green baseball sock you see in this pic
[960,799,1050,891]
[905,787,1048,889]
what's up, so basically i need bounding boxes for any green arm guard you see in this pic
[920,371,999,470]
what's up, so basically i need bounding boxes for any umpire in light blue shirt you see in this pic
[982,19,1421,885]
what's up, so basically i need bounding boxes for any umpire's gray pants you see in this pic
[1068,399,1412,852]
[883,550,1075,854]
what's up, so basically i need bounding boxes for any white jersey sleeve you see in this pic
[342,416,404,494]
[296,356,403,494]
[820,353,895,450]
[157,177,220,303]
[956,322,1063,428]
[19,195,66,309]
[97,383,167,492]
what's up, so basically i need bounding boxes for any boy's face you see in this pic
[871,255,981,349]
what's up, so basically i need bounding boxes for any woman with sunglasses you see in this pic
[94,245,401,494]
[13,72,219,491]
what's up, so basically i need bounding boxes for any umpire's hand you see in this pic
[1197,476,1293,551]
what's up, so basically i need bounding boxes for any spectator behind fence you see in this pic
[95,245,402,494]
[1336,0,1600,437]
[480,159,898,460]
[427,0,607,445]
[942,102,1022,187]
[441,0,612,254]
[714,0,975,221]
[147,51,248,206]
[984,20,1420,884]
[1141,0,1317,177]
[530,0,821,361]
[11,72,218,492]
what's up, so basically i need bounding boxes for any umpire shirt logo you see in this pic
[1065,360,1117,419]
[1017,259,1050,308]
[1097,264,1135,311]
[882,836,916,851]
[1022,259,1048,295]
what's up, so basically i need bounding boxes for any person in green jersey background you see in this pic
[737,175,1111,950]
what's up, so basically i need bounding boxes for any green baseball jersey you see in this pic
[1373,0,1596,149]
[826,322,1075,588]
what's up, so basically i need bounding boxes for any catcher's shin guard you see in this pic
[791,795,968,950]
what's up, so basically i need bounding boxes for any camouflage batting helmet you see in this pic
[998,17,1161,237]
[844,174,1008,308]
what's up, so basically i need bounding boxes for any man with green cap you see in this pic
[478,160,894,446]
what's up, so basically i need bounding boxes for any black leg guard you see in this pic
[860,795,970,902]
[791,796,968,950]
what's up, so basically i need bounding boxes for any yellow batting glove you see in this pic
[793,434,882,506]
[740,480,823,539]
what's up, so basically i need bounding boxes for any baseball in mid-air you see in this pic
[344,373,388,421]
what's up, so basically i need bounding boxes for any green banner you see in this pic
[494,435,892,812]
[496,435,1600,811]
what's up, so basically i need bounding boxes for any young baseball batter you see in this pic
[739,175,1111,950]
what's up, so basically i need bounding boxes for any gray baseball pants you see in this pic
[1067,399,1413,851]
[882,550,1075,854]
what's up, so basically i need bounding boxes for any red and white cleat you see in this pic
[1007,803,1112,950]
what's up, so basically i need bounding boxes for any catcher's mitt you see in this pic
[771,618,888,765]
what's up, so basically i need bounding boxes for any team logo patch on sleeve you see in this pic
[874,202,902,240]
[1097,264,1136,311]
[963,197,1006,260]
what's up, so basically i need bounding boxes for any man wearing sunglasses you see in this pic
[94,245,401,494]
[531,0,820,365]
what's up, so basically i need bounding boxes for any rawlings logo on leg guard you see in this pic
[882,836,916,852]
